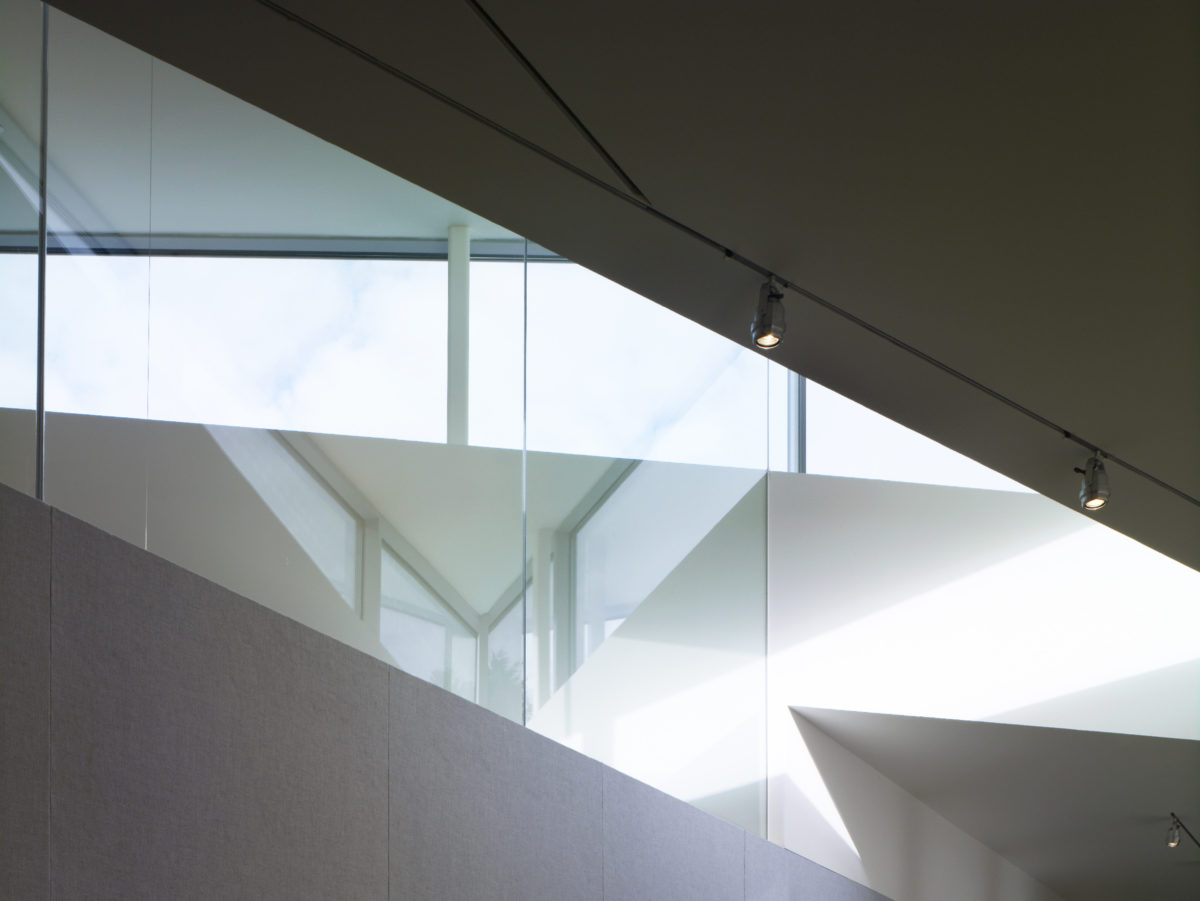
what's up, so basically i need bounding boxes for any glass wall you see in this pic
[29,8,522,717]
[380,543,477,700]
[43,8,152,546]
[521,262,769,834]
[804,379,1032,492]
[145,257,447,439]
[0,0,44,495]
[525,261,770,467]
[1,2,1034,840]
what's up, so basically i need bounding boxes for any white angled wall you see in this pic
[765,471,1200,901]
[529,479,768,835]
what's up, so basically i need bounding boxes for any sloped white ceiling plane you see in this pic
[48,0,1200,571]
[797,708,1200,901]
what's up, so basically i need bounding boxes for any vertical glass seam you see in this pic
[520,237,528,726]
[143,58,155,550]
[34,2,49,500]
[762,471,770,838]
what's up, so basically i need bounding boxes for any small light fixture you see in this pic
[1165,812,1199,850]
[1075,454,1110,511]
[751,278,786,350]
[1168,817,1181,849]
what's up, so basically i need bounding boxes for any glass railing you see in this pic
[0,0,42,497]
[1,0,1044,841]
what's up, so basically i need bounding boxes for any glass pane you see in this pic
[525,262,769,469]
[43,9,152,547]
[0,0,42,495]
[572,461,762,662]
[766,362,794,473]
[33,10,524,677]
[313,436,521,711]
[381,545,477,701]
[464,253,526,721]
[136,30,521,670]
[805,378,1032,491]
[0,255,37,492]
[486,599,525,724]
[210,427,360,609]
[47,255,150,418]
[0,29,38,491]
[525,260,769,836]
[147,257,447,440]
[468,259,523,450]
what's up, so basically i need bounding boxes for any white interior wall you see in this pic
[766,472,1200,739]
[765,471,1200,900]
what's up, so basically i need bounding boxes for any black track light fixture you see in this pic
[1075,454,1110,511]
[751,278,786,350]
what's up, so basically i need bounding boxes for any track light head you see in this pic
[1168,817,1181,849]
[751,279,786,350]
[1077,454,1110,511]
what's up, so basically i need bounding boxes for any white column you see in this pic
[447,225,470,445]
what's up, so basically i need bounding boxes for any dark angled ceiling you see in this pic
[49,0,1200,570]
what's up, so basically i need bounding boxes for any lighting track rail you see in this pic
[462,0,647,202]
[252,0,1199,512]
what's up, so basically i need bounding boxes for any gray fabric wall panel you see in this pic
[0,482,895,901]
[0,483,51,901]
[389,669,604,901]
[747,836,892,901]
[602,768,745,901]
[48,510,389,901]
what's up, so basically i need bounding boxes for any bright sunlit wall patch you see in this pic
[776,522,1200,729]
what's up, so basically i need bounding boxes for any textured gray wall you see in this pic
[49,509,390,901]
[390,672,604,901]
[0,483,51,900]
[0,486,888,901]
